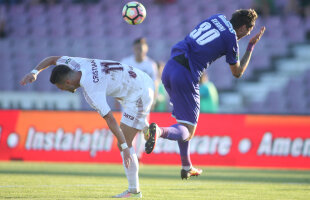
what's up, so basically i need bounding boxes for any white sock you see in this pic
[134,132,146,160]
[121,147,140,193]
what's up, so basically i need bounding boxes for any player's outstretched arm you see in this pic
[20,56,61,85]
[230,26,266,78]
[248,26,266,46]
[103,111,132,168]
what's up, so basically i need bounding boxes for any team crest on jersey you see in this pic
[65,58,71,64]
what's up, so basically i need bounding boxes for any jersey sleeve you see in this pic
[83,89,111,117]
[80,70,110,117]
[225,35,239,65]
[56,56,81,71]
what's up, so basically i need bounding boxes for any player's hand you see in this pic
[249,26,266,45]
[20,73,37,85]
[122,148,132,169]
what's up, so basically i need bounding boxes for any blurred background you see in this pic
[0,0,310,114]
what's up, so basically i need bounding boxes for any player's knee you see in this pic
[187,132,195,141]
[185,124,196,141]
[178,123,196,141]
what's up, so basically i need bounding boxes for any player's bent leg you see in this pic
[144,122,193,154]
[133,132,146,161]
[119,151,141,195]
[178,122,196,141]
[176,123,202,180]
[120,123,140,148]
[118,123,141,195]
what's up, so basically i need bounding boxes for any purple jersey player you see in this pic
[144,9,265,179]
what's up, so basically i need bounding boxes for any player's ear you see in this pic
[236,25,244,32]
[241,24,248,32]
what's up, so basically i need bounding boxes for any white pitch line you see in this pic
[0,184,125,188]
[0,182,205,188]
[0,181,308,189]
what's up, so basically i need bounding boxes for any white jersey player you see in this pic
[20,56,154,198]
[121,37,157,82]
[121,38,158,161]
[121,55,157,82]
[55,56,154,130]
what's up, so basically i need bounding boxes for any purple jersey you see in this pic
[171,14,239,82]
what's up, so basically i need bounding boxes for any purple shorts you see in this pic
[161,58,200,126]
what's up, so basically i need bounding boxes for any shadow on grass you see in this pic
[0,169,309,184]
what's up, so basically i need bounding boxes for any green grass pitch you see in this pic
[0,161,309,199]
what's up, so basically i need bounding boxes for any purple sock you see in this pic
[178,140,192,167]
[160,124,189,141]
[160,124,191,167]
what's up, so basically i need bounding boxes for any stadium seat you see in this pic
[1,0,309,113]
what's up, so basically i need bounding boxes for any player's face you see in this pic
[245,26,254,36]
[134,43,148,57]
[237,25,254,40]
[55,82,77,93]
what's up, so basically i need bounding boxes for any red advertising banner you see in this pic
[146,113,310,169]
[0,110,121,163]
[0,110,309,169]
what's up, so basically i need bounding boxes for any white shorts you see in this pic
[120,80,154,130]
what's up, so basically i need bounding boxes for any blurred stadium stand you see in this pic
[0,0,309,114]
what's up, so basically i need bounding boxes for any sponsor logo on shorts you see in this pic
[124,113,134,120]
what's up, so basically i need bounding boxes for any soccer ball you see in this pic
[122,1,146,25]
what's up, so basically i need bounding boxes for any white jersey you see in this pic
[57,56,154,117]
[121,55,158,81]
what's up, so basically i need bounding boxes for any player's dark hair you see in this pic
[230,9,258,29]
[133,37,147,45]
[50,65,72,84]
